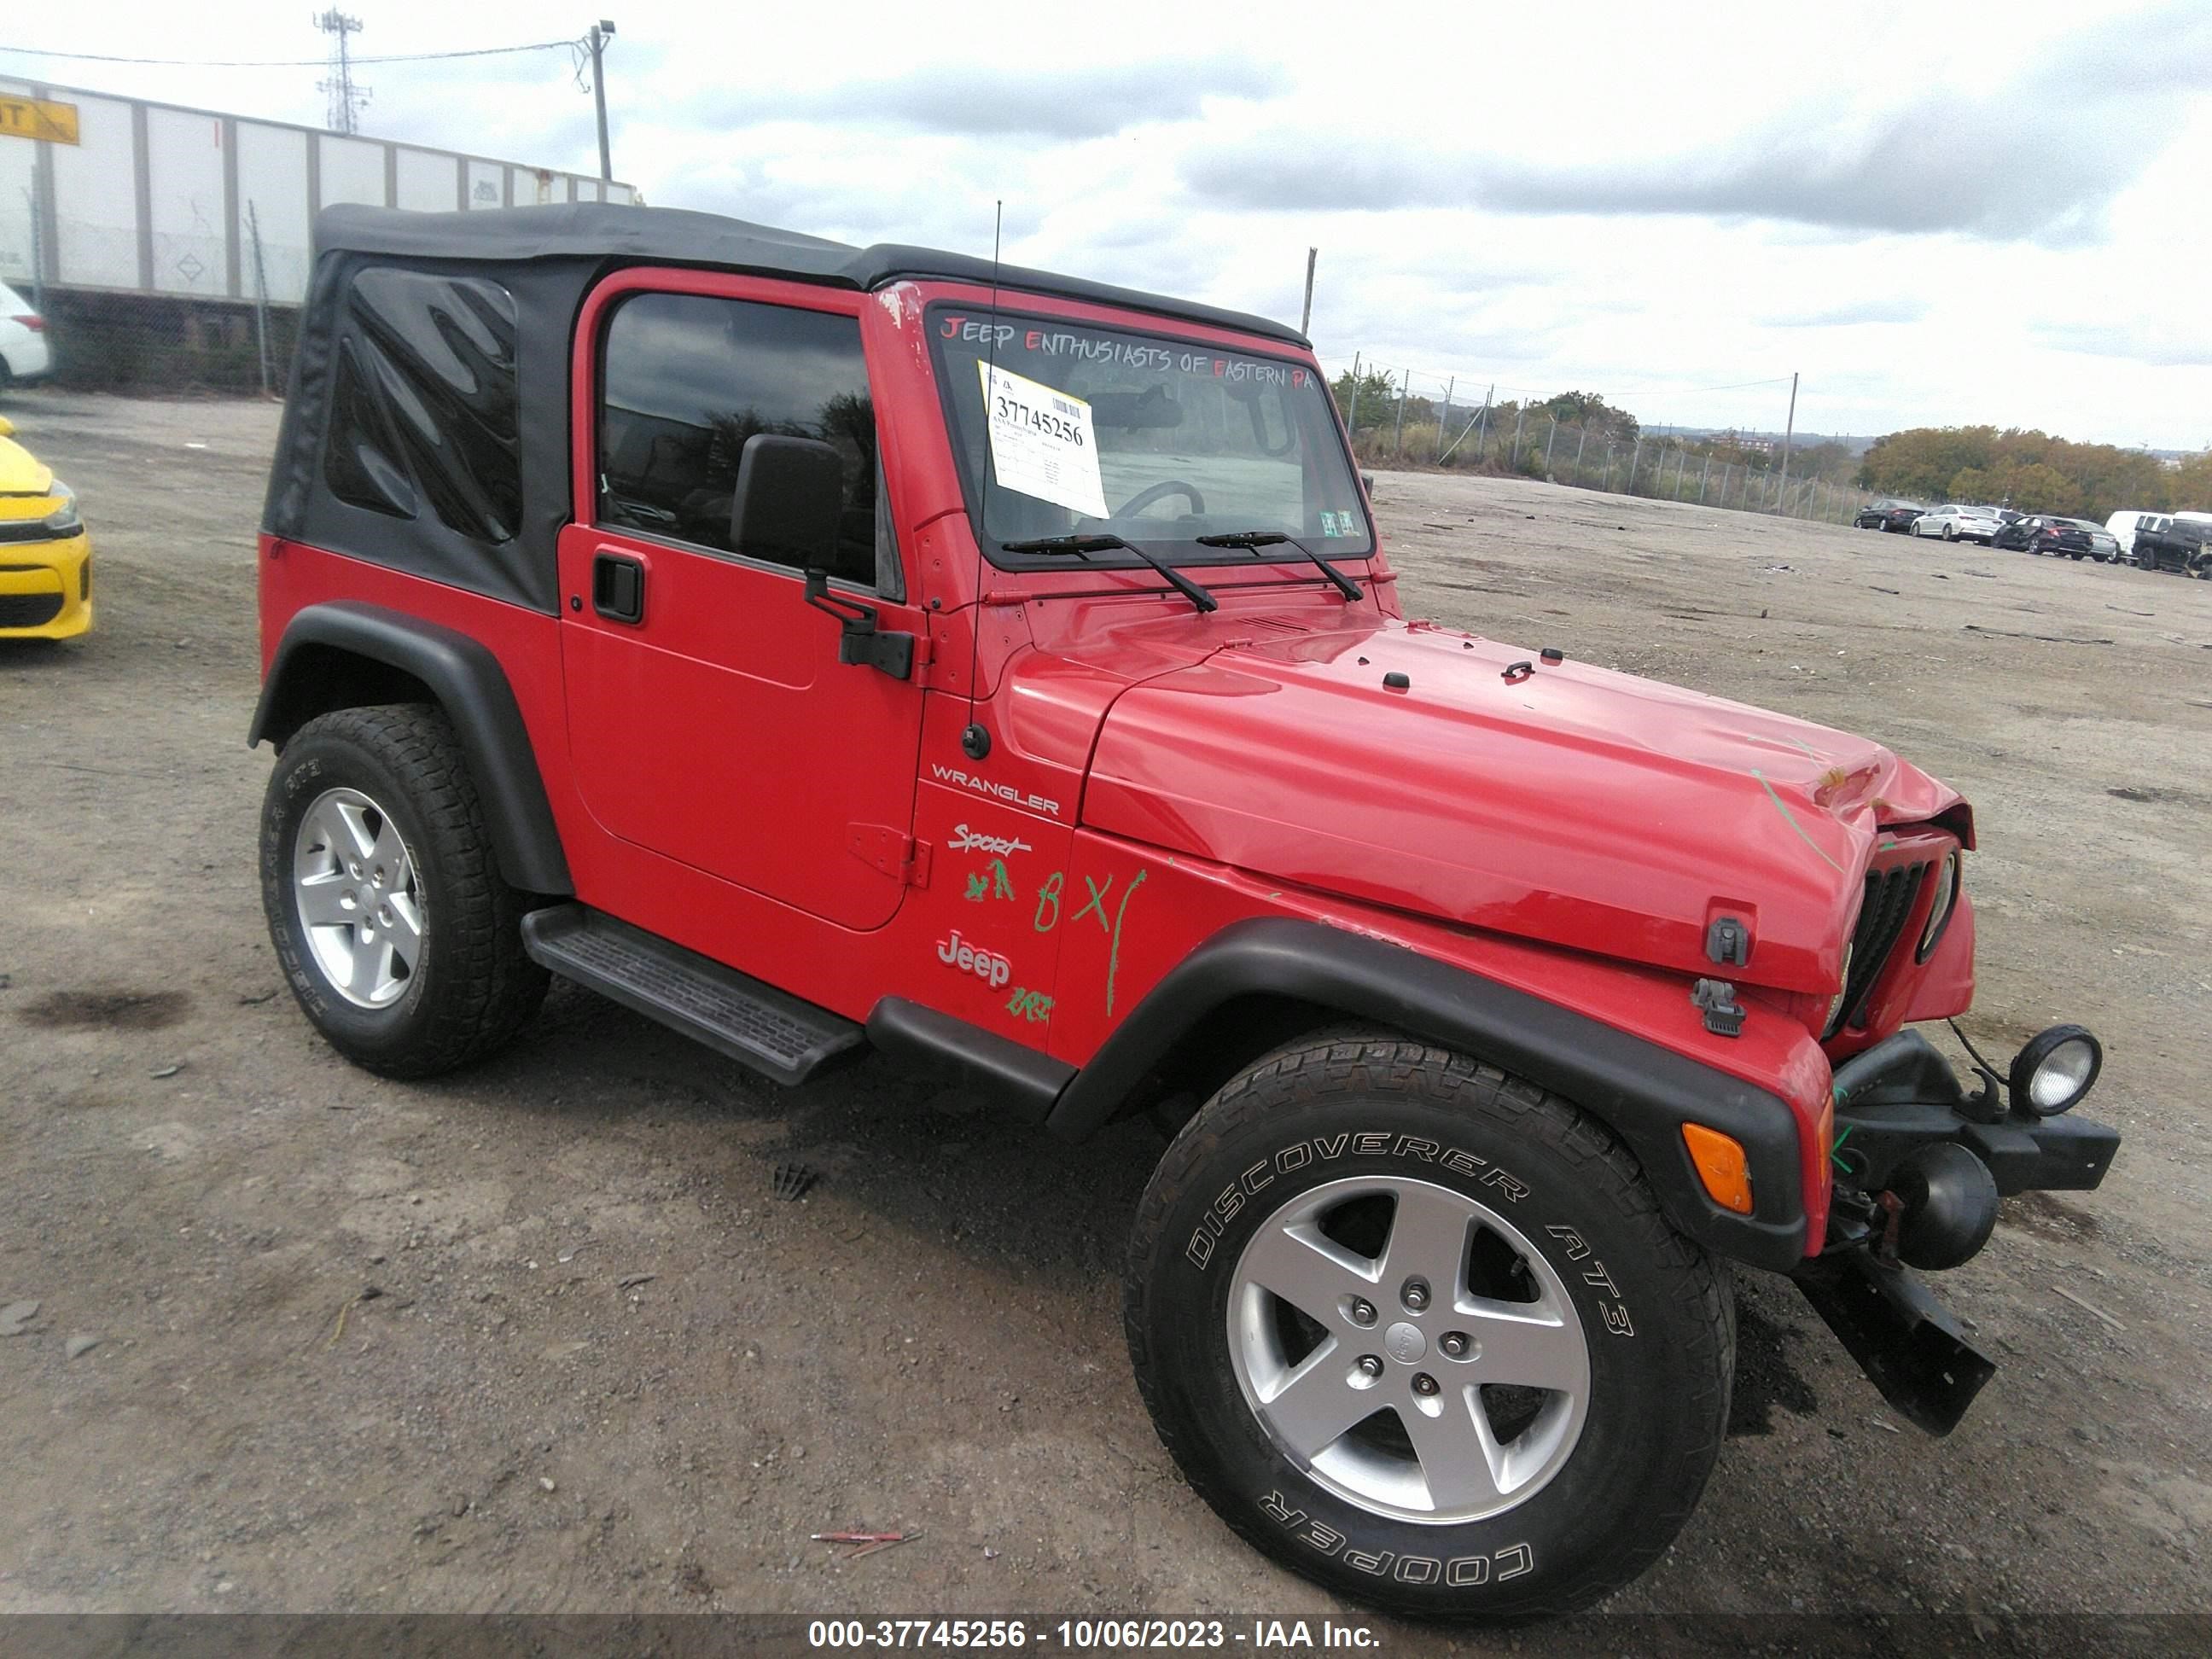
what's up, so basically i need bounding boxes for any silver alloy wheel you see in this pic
[1226,1175,1590,1525]
[292,785,424,1010]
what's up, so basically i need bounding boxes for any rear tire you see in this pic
[1125,1032,1733,1619]
[259,704,548,1078]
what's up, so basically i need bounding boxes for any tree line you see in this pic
[1329,372,2209,515]
[1328,370,1859,487]
[1854,426,2211,521]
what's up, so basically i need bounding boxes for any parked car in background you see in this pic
[2131,515,2212,577]
[1854,498,1923,532]
[1910,504,2003,543]
[2104,510,2168,556]
[0,413,93,638]
[2076,521,2124,561]
[1854,498,1924,532]
[0,281,53,390]
[1991,515,2055,551]
[1996,516,2120,560]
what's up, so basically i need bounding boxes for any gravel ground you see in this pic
[0,393,2207,1642]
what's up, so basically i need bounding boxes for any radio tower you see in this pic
[315,10,370,134]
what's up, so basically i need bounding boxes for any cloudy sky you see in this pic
[10,0,2211,447]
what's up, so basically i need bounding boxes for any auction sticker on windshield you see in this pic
[979,361,1109,519]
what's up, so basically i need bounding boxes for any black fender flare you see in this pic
[1046,917,1807,1272]
[248,601,573,895]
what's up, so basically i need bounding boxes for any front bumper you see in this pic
[0,528,92,637]
[1793,1027,2120,1434]
[1826,1029,2119,1197]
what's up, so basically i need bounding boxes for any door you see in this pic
[559,280,926,932]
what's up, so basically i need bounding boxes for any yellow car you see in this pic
[0,412,92,640]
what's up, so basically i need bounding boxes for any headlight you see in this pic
[42,481,81,536]
[1823,940,1855,1036]
[1917,849,1961,961]
[2009,1025,2101,1116]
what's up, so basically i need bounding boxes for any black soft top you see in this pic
[266,205,1305,619]
[314,202,1307,346]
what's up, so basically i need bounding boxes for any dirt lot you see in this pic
[2,392,2208,1637]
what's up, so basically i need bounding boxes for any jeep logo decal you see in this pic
[937,929,1011,989]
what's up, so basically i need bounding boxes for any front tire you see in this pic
[259,704,548,1078]
[1125,1033,1733,1619]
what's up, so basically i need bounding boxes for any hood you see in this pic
[1077,615,1968,995]
[0,434,55,504]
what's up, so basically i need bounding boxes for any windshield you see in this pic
[928,306,1371,568]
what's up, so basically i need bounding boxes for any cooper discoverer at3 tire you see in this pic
[1125,1033,1735,1619]
[259,703,549,1079]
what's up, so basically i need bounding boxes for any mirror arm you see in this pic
[804,569,915,680]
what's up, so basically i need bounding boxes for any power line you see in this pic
[0,38,578,68]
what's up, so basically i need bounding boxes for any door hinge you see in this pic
[848,824,930,888]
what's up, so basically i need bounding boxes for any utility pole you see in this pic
[314,10,370,135]
[1776,370,1799,500]
[1437,375,1454,461]
[1298,246,1317,338]
[588,20,618,181]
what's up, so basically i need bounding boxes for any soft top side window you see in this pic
[323,267,521,544]
[596,292,892,593]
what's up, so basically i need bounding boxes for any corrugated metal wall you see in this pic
[0,79,637,306]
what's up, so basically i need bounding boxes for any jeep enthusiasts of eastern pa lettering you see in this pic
[251,202,2121,1619]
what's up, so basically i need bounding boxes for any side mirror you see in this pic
[729,434,844,568]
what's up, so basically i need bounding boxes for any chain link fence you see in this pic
[3,202,298,398]
[1330,361,1874,526]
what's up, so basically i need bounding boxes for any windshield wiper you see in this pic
[998,533,1218,614]
[1195,530,1363,602]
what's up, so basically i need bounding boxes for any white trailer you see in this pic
[0,78,638,309]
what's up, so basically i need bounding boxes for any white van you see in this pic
[2106,510,2169,554]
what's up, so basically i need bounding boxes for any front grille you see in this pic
[0,592,64,628]
[1839,862,1929,1030]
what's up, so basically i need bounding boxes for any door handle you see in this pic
[592,552,645,624]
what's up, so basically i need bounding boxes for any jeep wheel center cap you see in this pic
[1384,1322,1427,1364]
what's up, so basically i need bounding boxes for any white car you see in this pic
[0,280,52,389]
[1910,503,2003,543]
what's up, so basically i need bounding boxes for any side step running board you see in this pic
[521,905,864,1087]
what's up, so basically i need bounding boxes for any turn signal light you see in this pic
[1681,1124,1754,1214]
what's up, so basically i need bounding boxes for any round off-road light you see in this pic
[1917,850,1961,961]
[2011,1025,2101,1117]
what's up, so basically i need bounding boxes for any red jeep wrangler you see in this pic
[253,204,2119,1618]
